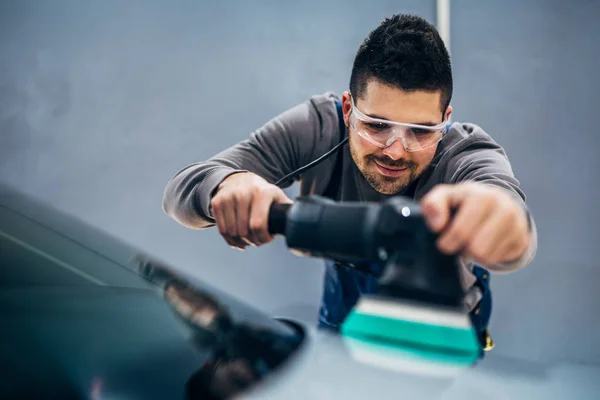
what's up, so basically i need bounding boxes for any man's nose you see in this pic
[381,138,407,160]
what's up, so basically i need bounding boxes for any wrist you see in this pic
[215,171,251,195]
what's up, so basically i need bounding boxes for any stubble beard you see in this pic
[349,139,422,195]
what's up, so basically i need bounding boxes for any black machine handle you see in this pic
[266,195,466,308]
[268,203,292,236]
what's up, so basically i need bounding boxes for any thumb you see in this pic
[421,184,466,232]
[274,188,294,204]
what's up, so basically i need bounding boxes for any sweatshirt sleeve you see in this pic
[162,93,339,229]
[446,137,538,274]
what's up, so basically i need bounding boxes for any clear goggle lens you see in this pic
[349,103,447,152]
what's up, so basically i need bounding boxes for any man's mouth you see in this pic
[373,160,409,177]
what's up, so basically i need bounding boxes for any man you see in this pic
[162,14,537,343]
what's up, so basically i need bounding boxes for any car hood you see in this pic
[245,326,600,399]
[1,184,305,399]
[1,267,307,400]
[2,185,599,400]
[1,286,208,399]
[4,285,599,400]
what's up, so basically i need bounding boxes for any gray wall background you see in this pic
[1,0,598,366]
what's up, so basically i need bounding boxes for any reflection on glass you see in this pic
[133,254,304,400]
[164,281,234,348]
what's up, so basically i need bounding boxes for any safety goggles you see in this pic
[349,99,448,152]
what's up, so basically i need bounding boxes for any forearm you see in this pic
[162,162,246,229]
[484,203,538,273]
[449,146,538,273]
[162,140,296,230]
[162,93,337,229]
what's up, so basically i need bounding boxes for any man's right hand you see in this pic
[210,172,293,250]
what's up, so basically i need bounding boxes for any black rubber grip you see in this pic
[268,203,291,235]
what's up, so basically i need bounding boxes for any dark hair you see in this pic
[349,14,453,113]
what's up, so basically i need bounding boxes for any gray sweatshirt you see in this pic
[162,92,538,305]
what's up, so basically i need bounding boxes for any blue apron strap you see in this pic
[322,100,346,200]
[471,265,494,352]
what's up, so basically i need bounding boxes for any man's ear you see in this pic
[341,91,352,127]
[444,105,453,122]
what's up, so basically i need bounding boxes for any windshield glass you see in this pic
[0,184,305,400]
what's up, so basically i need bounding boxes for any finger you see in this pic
[219,194,247,250]
[437,195,492,255]
[485,236,520,266]
[249,188,275,245]
[274,189,294,205]
[463,233,511,266]
[466,205,515,266]
[214,205,245,249]
[223,193,239,238]
[224,235,248,250]
[269,190,293,222]
[211,197,228,238]
[421,184,468,233]
[485,215,530,265]
[235,192,252,245]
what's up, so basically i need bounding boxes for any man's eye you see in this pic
[366,122,389,131]
[411,128,433,136]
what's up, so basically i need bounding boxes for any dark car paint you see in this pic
[0,184,305,399]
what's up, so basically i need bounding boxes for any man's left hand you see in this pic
[420,182,530,267]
